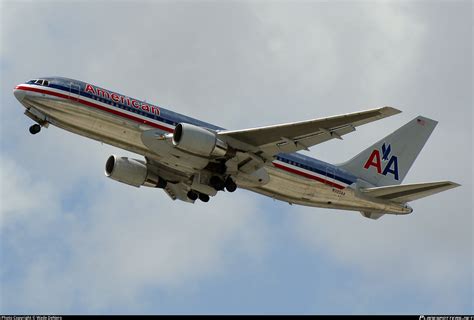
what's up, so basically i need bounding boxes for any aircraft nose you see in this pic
[14,86,26,102]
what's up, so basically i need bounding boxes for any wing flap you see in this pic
[361,181,460,203]
[262,124,356,154]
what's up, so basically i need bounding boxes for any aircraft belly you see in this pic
[250,166,405,213]
[248,166,338,206]
[24,97,153,156]
[23,96,201,177]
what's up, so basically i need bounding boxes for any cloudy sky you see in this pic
[0,0,472,314]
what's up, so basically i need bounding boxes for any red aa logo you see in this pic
[363,143,399,180]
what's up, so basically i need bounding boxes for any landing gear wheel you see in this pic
[225,178,237,193]
[29,124,41,135]
[210,176,225,191]
[199,194,210,203]
[187,190,198,201]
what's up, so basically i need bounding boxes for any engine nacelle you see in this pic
[172,123,228,157]
[105,155,166,188]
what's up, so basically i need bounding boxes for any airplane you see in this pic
[13,77,459,219]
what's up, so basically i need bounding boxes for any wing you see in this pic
[219,106,401,158]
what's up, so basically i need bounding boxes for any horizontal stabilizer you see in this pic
[361,181,460,203]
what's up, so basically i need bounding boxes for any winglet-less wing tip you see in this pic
[446,181,461,188]
[380,106,402,117]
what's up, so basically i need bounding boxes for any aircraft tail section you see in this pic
[338,116,438,187]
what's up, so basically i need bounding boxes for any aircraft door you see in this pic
[69,83,80,101]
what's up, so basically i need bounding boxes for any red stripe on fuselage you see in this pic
[15,85,174,133]
[273,162,345,189]
[17,85,345,189]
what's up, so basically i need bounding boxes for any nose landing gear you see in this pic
[29,124,41,135]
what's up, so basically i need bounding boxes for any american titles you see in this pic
[84,84,160,116]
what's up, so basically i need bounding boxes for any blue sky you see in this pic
[0,0,472,314]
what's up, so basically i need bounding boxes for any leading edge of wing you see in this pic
[218,106,401,148]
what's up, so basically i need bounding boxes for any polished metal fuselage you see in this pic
[17,84,410,215]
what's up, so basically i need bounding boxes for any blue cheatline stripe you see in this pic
[276,155,355,186]
[16,84,175,133]
[22,80,356,187]
[50,83,178,128]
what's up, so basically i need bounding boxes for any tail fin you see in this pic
[338,116,437,186]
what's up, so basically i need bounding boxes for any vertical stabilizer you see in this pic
[338,116,437,187]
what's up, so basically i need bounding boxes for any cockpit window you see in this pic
[28,79,49,86]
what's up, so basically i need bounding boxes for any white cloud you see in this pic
[0,152,268,312]
[244,1,472,313]
[1,0,471,314]
[0,156,59,228]
[292,197,472,312]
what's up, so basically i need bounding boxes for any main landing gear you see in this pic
[187,190,198,201]
[224,178,237,193]
[187,190,210,203]
[187,176,236,203]
[29,124,41,135]
[199,193,210,203]
[210,176,237,192]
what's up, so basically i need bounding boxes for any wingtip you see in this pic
[435,181,461,190]
[448,181,461,188]
[380,106,402,116]
[415,115,439,126]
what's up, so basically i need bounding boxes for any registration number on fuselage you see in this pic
[332,188,346,196]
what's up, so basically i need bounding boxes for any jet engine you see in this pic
[105,155,166,188]
[172,123,229,158]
